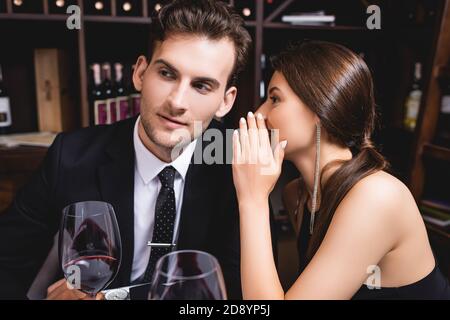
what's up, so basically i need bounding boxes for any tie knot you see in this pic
[158,166,176,188]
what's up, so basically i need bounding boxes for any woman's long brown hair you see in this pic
[271,40,390,261]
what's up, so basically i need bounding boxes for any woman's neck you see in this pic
[290,141,353,201]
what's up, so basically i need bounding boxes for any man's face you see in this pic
[133,34,237,152]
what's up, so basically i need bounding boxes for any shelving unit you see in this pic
[0,145,47,213]
[423,143,450,162]
[0,0,437,136]
[410,0,450,198]
[0,0,449,278]
[0,0,158,128]
[405,0,450,280]
[0,1,445,184]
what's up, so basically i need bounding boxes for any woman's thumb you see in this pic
[275,140,287,165]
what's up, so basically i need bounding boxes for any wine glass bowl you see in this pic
[59,201,122,298]
[148,250,227,300]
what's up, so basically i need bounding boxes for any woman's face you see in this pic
[256,71,318,157]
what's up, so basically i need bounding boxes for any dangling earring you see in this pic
[310,123,321,235]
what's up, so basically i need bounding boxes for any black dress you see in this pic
[297,206,450,299]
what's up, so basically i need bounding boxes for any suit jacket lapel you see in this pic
[177,131,218,250]
[97,119,136,287]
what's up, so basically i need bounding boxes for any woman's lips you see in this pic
[158,114,188,129]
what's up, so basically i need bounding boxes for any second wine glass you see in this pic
[148,250,227,300]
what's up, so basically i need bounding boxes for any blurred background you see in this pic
[0,0,449,289]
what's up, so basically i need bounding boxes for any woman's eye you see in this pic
[269,96,279,104]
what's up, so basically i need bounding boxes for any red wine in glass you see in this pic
[59,201,122,298]
[63,255,118,296]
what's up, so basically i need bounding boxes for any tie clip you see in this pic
[147,242,176,248]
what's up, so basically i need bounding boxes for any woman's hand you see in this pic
[232,112,287,206]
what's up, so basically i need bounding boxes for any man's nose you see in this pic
[167,83,189,112]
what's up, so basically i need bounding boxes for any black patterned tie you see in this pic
[142,166,177,283]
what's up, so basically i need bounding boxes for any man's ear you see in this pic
[215,86,237,118]
[132,55,149,92]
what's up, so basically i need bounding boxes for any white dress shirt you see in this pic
[131,117,198,282]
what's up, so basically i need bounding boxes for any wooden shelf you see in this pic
[0,13,67,21]
[0,145,48,174]
[435,64,450,78]
[263,22,366,31]
[0,145,48,214]
[389,125,416,135]
[410,0,450,199]
[425,222,450,243]
[423,143,450,162]
[84,15,151,24]
[0,13,152,24]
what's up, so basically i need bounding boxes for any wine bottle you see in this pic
[101,63,117,124]
[400,0,425,27]
[91,63,107,126]
[114,63,130,121]
[403,62,422,131]
[0,64,12,135]
[436,75,450,146]
[0,1,7,13]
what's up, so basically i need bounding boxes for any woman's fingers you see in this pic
[275,140,288,167]
[271,128,280,154]
[256,113,270,150]
[261,139,287,177]
[246,112,259,163]
[239,117,250,161]
[246,111,257,126]
[236,112,280,167]
[233,129,241,164]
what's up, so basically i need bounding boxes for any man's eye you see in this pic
[159,69,175,79]
[194,83,211,93]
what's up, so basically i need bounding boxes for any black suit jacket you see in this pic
[0,116,277,300]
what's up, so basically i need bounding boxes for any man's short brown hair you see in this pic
[149,0,252,88]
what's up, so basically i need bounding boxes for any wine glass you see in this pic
[59,201,122,298]
[148,250,227,300]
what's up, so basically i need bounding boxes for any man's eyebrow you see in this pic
[154,59,179,75]
[193,77,220,89]
[154,58,221,89]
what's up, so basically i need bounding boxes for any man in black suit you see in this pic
[0,0,278,300]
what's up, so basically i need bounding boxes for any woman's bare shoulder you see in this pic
[353,171,411,202]
[338,170,414,223]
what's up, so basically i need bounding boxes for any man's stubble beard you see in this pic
[140,113,196,152]
[141,115,176,150]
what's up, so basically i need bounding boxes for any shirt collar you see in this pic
[133,116,198,185]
